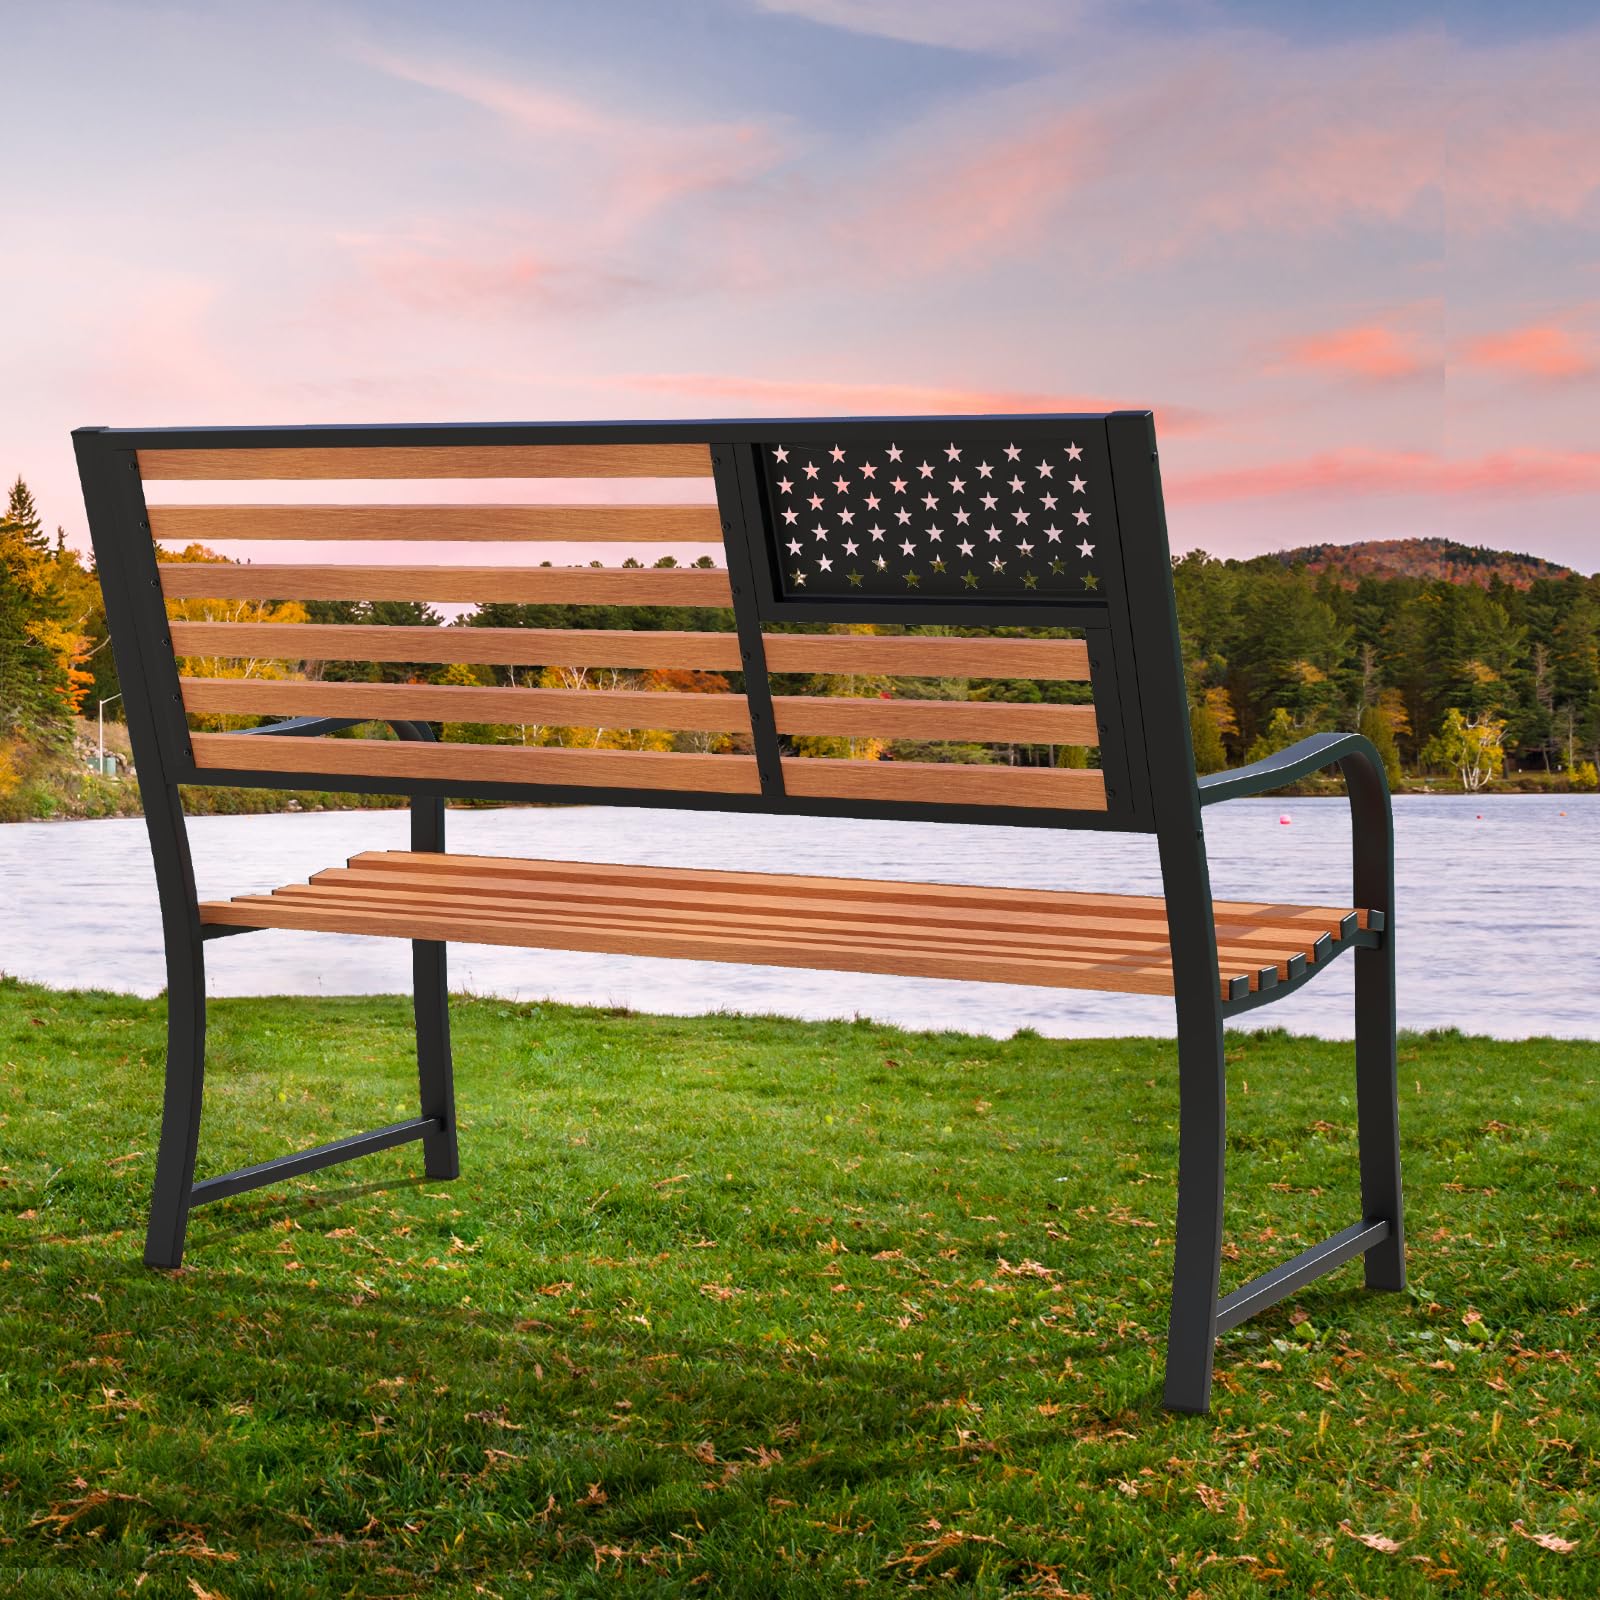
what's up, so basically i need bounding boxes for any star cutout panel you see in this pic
[756,426,1113,602]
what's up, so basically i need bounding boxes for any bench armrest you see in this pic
[233,716,437,743]
[1197,731,1383,806]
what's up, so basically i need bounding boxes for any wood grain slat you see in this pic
[159,562,731,607]
[762,633,1089,680]
[170,622,742,670]
[189,734,760,793]
[180,678,752,733]
[137,444,713,480]
[309,864,1327,963]
[345,851,1366,933]
[772,696,1097,745]
[781,757,1107,811]
[146,504,725,542]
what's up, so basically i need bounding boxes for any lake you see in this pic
[1,796,1595,1039]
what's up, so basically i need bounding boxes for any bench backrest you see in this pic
[75,413,1192,835]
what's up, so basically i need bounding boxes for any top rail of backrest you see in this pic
[76,414,1184,833]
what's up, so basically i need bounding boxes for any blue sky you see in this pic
[4,0,1597,568]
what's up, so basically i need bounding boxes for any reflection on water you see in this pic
[1,797,1594,1039]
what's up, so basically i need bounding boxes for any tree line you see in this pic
[3,469,1598,799]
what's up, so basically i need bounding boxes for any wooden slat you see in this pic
[198,898,1183,996]
[169,623,742,670]
[189,734,759,794]
[772,696,1097,745]
[137,444,713,480]
[309,863,1325,962]
[180,678,752,734]
[345,852,1366,934]
[762,634,1089,680]
[146,504,725,542]
[781,758,1107,812]
[158,562,731,607]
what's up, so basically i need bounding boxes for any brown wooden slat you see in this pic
[198,897,1185,996]
[169,623,742,671]
[268,877,1309,978]
[772,696,1097,745]
[189,734,759,793]
[345,850,1365,933]
[762,633,1089,680]
[310,863,1325,962]
[180,678,751,734]
[137,444,712,480]
[159,563,731,607]
[781,757,1107,811]
[146,504,725,542]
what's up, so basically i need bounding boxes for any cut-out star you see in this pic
[945,443,961,460]
[977,461,994,478]
[837,508,855,525]
[1073,508,1091,526]
[922,492,939,510]
[868,525,886,541]
[1036,459,1054,478]
[917,461,935,478]
[948,476,965,494]
[1066,442,1083,461]
[926,525,942,542]
[1068,475,1087,494]
[773,447,789,462]
[958,539,975,556]
[782,507,799,525]
[1005,443,1022,461]
[1049,557,1065,574]
[981,492,998,510]
[865,493,881,510]
[1022,572,1039,589]
[803,461,820,478]
[817,555,833,572]
[1082,572,1099,590]
[808,493,824,510]
[887,444,903,461]
[986,525,1002,542]
[895,507,912,525]
[903,569,921,587]
[1008,475,1026,493]
[777,476,793,494]
[847,570,863,587]
[1041,493,1058,509]
[791,568,805,584]
[843,539,859,555]
[1077,538,1094,558]
[829,445,846,462]
[1012,508,1030,525]
[874,555,888,569]
[833,476,850,494]
[859,462,877,479]
[899,538,916,556]
[930,556,946,573]
[990,555,1007,572]
[891,476,908,494]
[813,524,829,541]
[953,507,970,525]
[962,571,979,589]
[786,538,801,555]
[1018,539,1034,555]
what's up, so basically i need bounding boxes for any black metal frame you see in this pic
[73,411,1403,1414]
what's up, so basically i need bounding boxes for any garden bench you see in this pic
[75,411,1404,1412]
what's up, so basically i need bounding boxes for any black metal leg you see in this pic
[413,939,459,1180]
[144,953,207,1268]
[1354,941,1404,1289]
[1162,1006,1227,1413]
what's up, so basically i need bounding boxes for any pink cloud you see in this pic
[1167,449,1600,504]
[602,371,1210,434]
[1279,323,1435,382]
[1456,324,1596,381]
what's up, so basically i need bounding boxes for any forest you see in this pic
[2,471,1598,820]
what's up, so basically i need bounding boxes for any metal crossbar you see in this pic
[1214,1219,1393,1334]
[189,1118,443,1207]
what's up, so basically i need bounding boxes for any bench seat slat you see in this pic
[762,634,1090,680]
[198,852,1372,1001]
[137,443,713,478]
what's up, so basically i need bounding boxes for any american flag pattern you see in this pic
[757,427,1113,602]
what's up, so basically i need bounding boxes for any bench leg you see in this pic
[1162,1021,1227,1413]
[144,957,207,1269]
[413,939,459,1180]
[1354,940,1405,1290]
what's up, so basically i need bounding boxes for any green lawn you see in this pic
[0,977,1594,1598]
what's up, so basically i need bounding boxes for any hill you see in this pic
[1263,537,1575,588]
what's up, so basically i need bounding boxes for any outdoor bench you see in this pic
[75,410,1403,1412]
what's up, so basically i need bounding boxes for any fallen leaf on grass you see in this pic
[1195,1484,1225,1513]
[1513,1521,1578,1554]
[1339,1520,1405,1553]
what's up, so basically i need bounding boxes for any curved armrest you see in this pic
[234,716,437,743]
[1198,731,1384,806]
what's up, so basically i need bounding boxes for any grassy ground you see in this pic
[0,978,1594,1598]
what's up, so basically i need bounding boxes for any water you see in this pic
[2,797,1595,1038]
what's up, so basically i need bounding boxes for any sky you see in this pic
[3,0,1598,570]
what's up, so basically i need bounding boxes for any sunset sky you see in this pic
[5,0,1598,569]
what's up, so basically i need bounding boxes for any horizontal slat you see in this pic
[158,562,731,606]
[762,634,1089,680]
[181,678,752,734]
[137,444,713,479]
[146,504,725,542]
[169,622,742,670]
[347,852,1365,935]
[772,696,1098,745]
[782,758,1107,811]
[189,733,760,794]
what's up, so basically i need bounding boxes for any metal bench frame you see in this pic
[75,410,1403,1413]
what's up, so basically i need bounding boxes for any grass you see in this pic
[0,977,1594,1598]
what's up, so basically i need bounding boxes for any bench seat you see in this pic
[199,850,1380,1004]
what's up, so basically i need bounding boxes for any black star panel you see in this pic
[757,426,1114,602]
